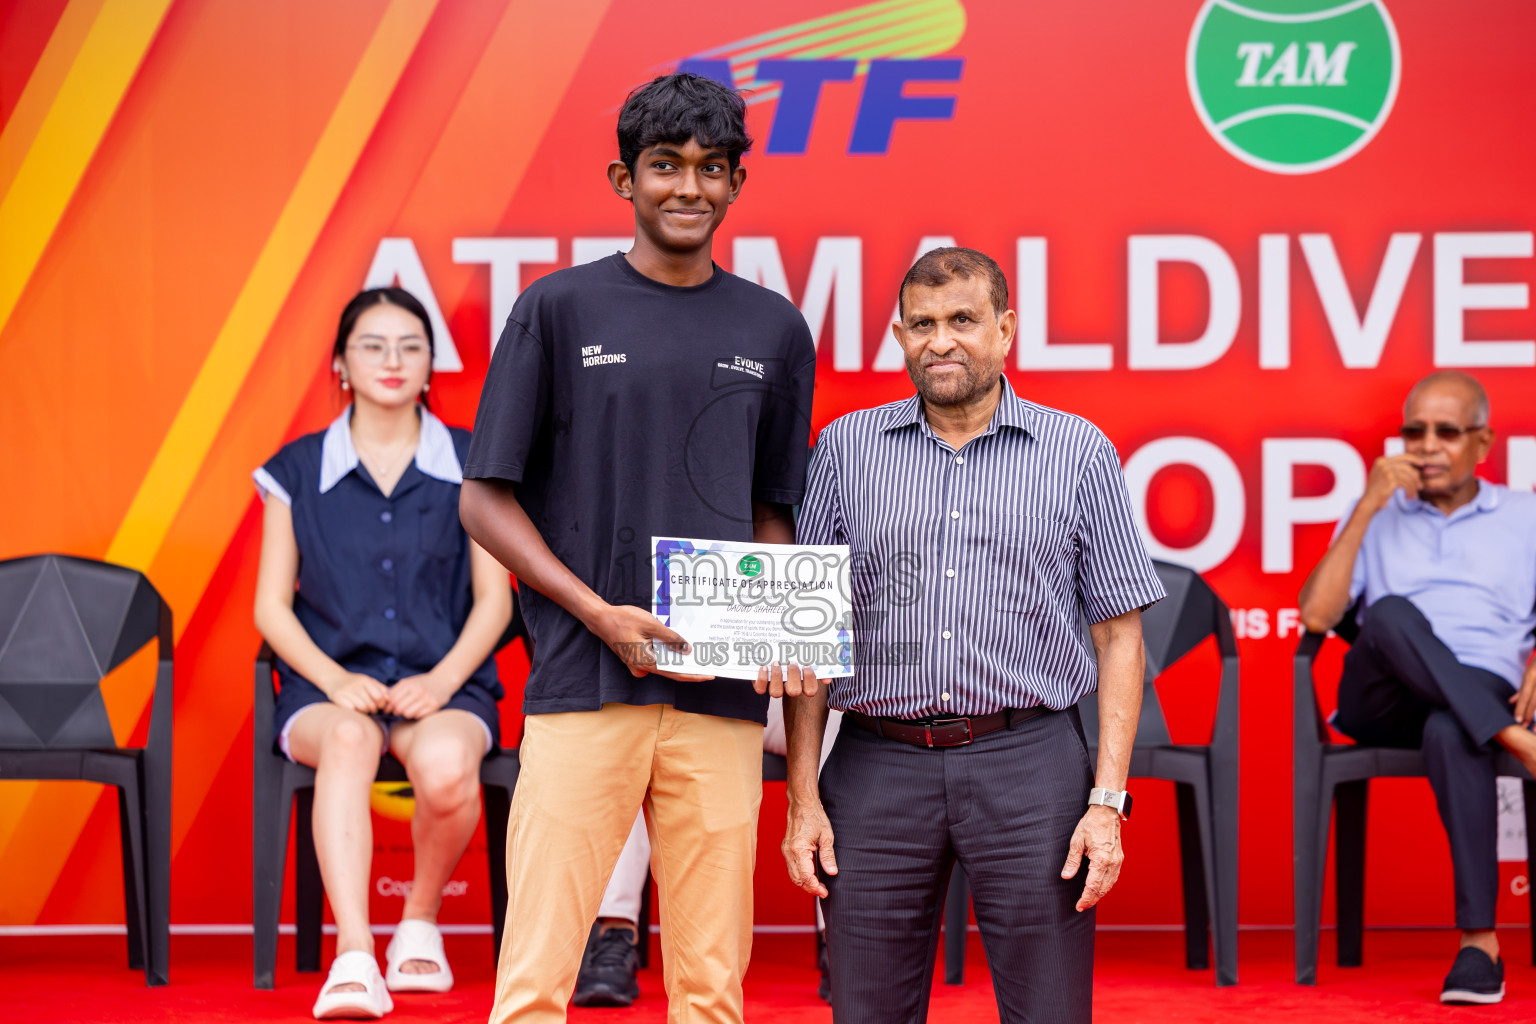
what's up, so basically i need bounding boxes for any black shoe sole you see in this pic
[1441,985,1505,1005]
[573,983,641,1008]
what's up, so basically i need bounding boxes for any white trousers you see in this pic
[598,697,843,924]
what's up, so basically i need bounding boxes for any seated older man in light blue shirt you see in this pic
[1299,371,1536,1007]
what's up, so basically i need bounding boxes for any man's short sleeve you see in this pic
[752,352,816,505]
[796,427,846,547]
[463,318,550,483]
[1330,499,1367,604]
[1075,441,1166,623]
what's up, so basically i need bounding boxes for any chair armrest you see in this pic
[253,643,277,753]
[1209,598,1240,752]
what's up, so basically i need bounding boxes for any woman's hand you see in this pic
[327,672,390,714]
[387,673,456,720]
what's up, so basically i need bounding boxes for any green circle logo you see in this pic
[1187,0,1400,174]
[737,555,763,578]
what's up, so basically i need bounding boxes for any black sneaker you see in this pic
[816,929,831,1004]
[574,924,641,1008]
[1440,946,1505,1005]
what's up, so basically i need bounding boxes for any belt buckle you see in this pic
[928,717,973,748]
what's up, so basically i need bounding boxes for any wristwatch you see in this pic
[1088,787,1132,821]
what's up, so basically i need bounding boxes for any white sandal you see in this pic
[313,949,393,1020]
[385,918,454,993]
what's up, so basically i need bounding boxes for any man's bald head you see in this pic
[1404,371,1489,426]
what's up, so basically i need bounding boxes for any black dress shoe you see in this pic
[574,924,641,1008]
[1440,946,1504,1005]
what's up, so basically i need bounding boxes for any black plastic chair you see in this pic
[252,589,530,989]
[945,560,1240,986]
[1292,611,1536,984]
[0,554,173,986]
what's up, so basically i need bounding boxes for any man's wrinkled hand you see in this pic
[1511,662,1536,728]
[754,661,820,698]
[782,799,838,897]
[1060,804,1123,912]
[1365,453,1424,510]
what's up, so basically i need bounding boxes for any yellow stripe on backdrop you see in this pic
[0,0,440,922]
[0,0,109,199]
[0,0,174,339]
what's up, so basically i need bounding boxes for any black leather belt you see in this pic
[847,706,1050,748]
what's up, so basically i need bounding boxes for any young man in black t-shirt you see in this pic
[461,74,816,1024]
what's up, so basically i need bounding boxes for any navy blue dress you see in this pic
[255,408,501,753]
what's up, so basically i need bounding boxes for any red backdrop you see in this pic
[1,0,1533,935]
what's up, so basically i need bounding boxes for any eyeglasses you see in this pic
[347,339,430,365]
[1399,422,1486,443]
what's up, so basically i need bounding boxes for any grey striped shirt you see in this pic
[798,376,1165,718]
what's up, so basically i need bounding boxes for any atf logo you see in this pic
[1187,0,1400,174]
[737,555,764,578]
[674,0,966,155]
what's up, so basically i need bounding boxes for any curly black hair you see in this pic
[617,72,753,173]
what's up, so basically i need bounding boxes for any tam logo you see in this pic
[678,57,963,155]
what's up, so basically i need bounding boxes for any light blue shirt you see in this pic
[1337,480,1536,687]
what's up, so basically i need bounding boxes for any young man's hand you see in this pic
[1364,454,1424,511]
[591,603,715,682]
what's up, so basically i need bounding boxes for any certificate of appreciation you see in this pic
[652,536,854,679]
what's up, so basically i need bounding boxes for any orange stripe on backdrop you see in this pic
[154,0,615,876]
[0,0,172,338]
[0,0,106,197]
[0,0,436,924]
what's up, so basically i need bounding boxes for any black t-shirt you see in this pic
[464,254,817,723]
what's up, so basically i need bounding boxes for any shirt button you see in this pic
[949,510,960,520]
[384,656,397,670]
[955,456,965,466]
[942,630,952,640]
[942,692,951,701]
[945,568,956,578]
[383,607,396,620]
[381,558,394,572]
[379,510,393,524]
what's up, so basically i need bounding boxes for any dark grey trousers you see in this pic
[819,707,1096,1024]
[1333,595,1516,930]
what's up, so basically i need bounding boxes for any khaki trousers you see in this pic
[488,702,764,1024]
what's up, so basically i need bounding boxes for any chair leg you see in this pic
[1334,780,1368,968]
[943,863,968,985]
[1210,764,1240,988]
[295,788,324,973]
[1524,781,1536,967]
[144,749,172,987]
[482,783,511,963]
[637,870,652,969]
[117,786,146,973]
[253,768,295,989]
[1175,782,1211,971]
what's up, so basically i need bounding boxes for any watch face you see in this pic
[1120,793,1133,820]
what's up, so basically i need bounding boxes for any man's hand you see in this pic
[386,673,455,720]
[755,662,821,698]
[327,672,390,714]
[1060,804,1123,912]
[1364,453,1425,511]
[590,603,714,682]
[782,797,838,897]
[1512,661,1536,728]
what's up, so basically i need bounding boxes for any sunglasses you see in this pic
[1398,422,1485,443]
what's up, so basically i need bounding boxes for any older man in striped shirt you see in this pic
[759,247,1164,1023]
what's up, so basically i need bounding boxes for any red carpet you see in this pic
[3,929,1534,1022]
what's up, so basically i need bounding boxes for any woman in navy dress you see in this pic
[253,287,511,1019]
